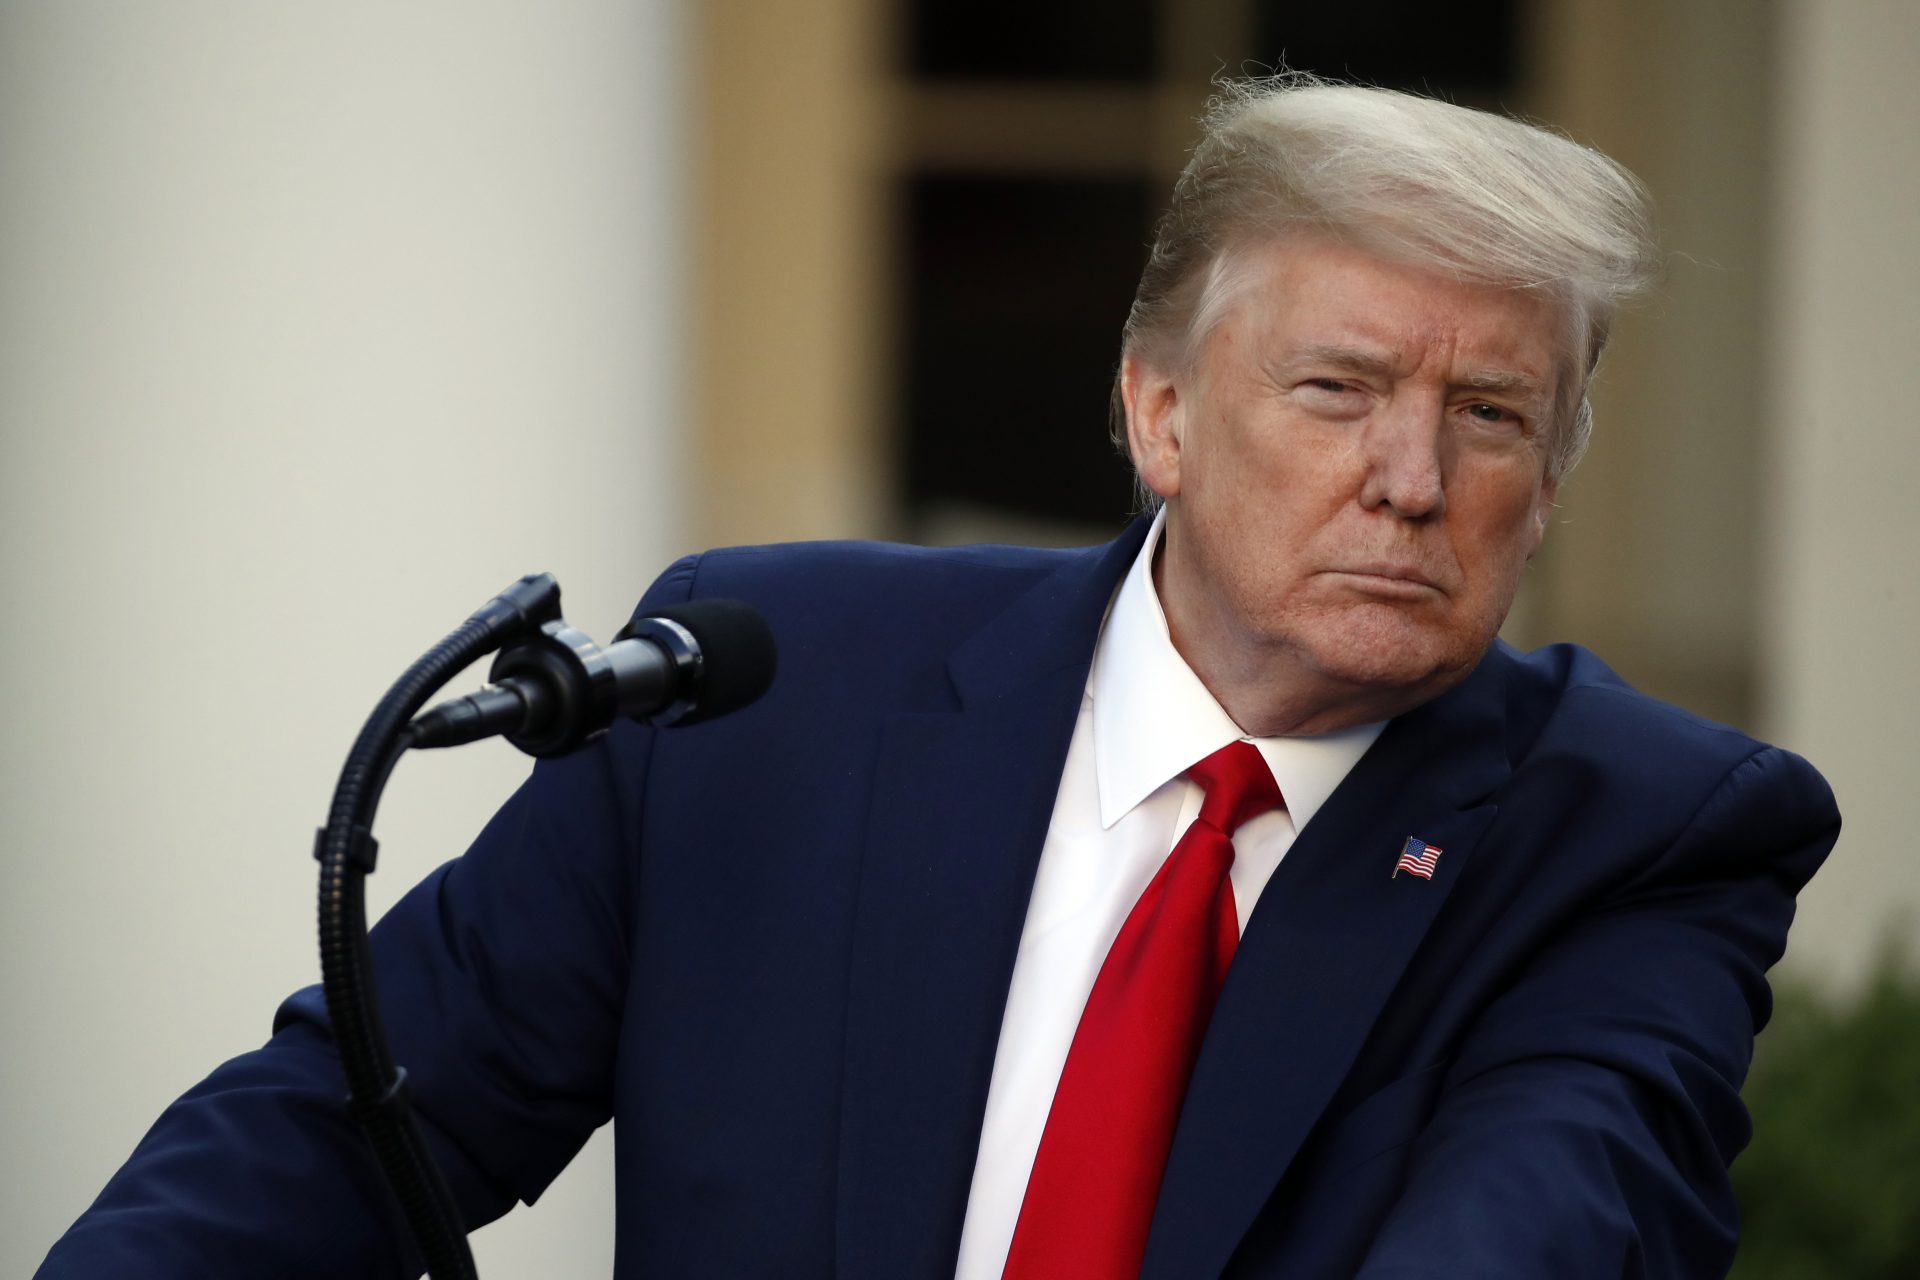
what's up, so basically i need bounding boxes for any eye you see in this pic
[1295,377,1370,420]
[1462,401,1523,428]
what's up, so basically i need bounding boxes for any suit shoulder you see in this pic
[629,537,1122,694]
[1483,643,1838,899]
[704,536,1087,579]
[634,538,1085,612]
[676,538,1090,615]
[1501,641,1749,747]
[1494,641,1830,807]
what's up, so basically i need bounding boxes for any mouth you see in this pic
[1319,565,1447,598]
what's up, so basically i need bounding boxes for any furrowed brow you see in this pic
[1287,343,1399,378]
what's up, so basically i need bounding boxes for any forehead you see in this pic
[1214,235,1567,386]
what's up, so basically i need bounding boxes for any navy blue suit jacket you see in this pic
[42,520,1839,1278]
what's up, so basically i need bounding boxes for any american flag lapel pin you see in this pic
[1393,836,1444,880]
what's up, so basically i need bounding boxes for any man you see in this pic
[41,77,1837,1278]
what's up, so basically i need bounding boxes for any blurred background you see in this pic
[3,0,1914,1274]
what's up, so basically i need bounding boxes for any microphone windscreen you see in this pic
[646,598,777,724]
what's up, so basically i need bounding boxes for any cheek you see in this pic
[1465,464,1549,542]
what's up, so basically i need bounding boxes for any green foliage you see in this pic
[1731,953,1920,1279]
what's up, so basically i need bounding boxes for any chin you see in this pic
[1306,647,1453,696]
[1286,611,1481,699]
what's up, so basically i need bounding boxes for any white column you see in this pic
[0,3,687,1273]
[1762,0,1920,989]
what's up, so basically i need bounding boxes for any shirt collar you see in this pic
[1088,507,1385,831]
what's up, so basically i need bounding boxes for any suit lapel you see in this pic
[1141,652,1515,1280]
[835,522,1149,1280]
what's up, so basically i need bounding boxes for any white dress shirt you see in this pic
[951,509,1384,1280]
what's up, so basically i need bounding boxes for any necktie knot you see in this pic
[1186,740,1282,836]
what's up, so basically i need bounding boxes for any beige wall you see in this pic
[1761,0,1920,990]
[1518,0,1774,727]
[691,0,892,546]
[0,2,685,1271]
[1504,0,1920,989]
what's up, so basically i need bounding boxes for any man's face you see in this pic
[1125,234,1564,733]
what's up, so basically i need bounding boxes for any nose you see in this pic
[1357,396,1446,519]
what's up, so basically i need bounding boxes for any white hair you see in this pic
[1115,73,1660,483]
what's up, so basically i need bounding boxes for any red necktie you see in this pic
[1001,740,1282,1279]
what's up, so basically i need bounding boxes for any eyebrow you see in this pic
[1455,368,1549,397]
[1288,343,1398,379]
[1287,342,1550,401]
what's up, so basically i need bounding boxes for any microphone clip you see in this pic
[485,614,699,757]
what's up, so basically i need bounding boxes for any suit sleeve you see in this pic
[35,556,704,1279]
[1355,745,1840,1280]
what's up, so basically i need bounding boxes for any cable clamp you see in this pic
[313,823,380,874]
[346,1065,413,1126]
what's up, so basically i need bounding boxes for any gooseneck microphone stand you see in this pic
[313,573,562,1280]
[313,573,775,1279]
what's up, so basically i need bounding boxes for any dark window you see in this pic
[899,175,1152,526]
[1251,0,1518,93]
[904,0,1157,84]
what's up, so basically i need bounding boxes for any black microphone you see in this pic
[408,598,776,757]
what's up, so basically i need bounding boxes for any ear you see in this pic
[1527,473,1559,557]
[1121,352,1184,501]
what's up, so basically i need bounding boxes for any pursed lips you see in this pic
[1318,563,1449,595]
